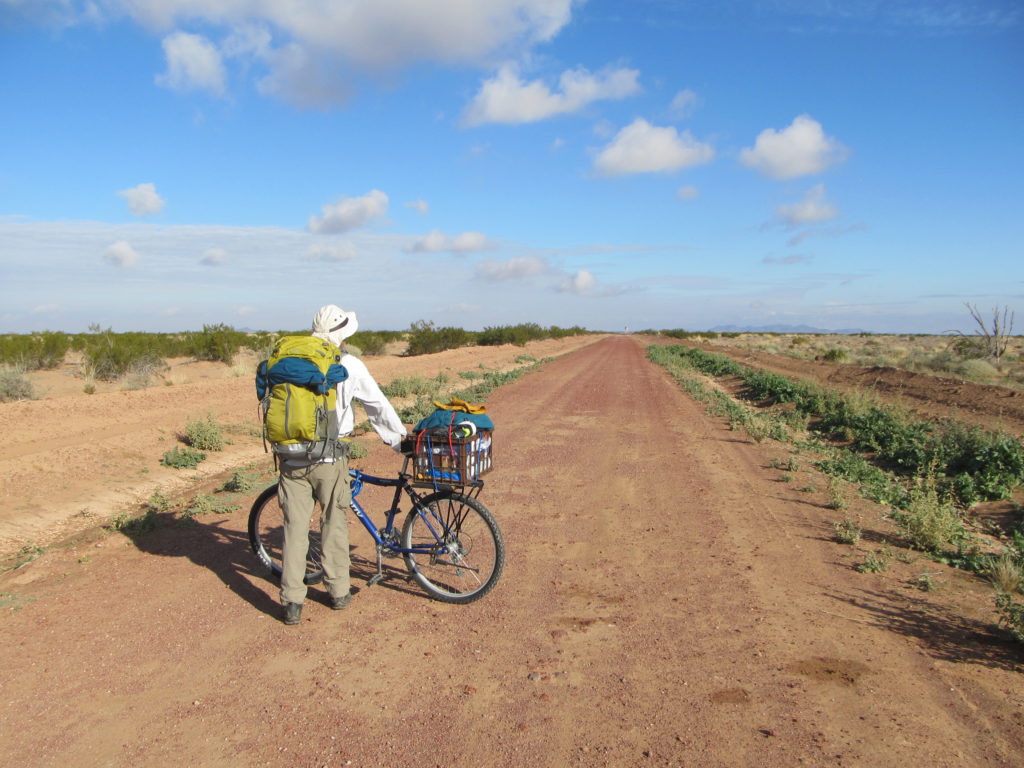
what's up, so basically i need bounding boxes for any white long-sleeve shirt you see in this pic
[336,353,406,449]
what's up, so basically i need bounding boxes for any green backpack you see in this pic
[257,336,348,461]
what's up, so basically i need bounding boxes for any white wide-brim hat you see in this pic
[312,304,359,347]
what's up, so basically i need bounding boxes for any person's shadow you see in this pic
[120,482,425,617]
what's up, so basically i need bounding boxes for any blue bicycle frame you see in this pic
[347,465,481,587]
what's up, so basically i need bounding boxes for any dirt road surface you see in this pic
[2,336,1022,767]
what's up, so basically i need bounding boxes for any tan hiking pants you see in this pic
[278,459,351,605]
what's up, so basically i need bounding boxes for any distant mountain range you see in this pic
[709,324,869,335]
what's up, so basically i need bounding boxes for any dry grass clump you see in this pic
[987,553,1023,594]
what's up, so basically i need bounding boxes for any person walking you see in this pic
[278,304,406,625]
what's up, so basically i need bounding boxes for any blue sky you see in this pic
[1,0,1021,334]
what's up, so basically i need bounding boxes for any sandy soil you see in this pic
[1,336,1022,767]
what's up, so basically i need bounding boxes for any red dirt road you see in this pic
[1,337,1022,767]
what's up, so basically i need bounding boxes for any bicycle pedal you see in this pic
[367,573,384,587]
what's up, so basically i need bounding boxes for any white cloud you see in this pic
[558,269,597,295]
[475,256,549,281]
[406,229,492,254]
[405,199,429,214]
[740,114,847,179]
[255,42,353,109]
[594,118,714,176]
[308,242,357,261]
[118,182,165,217]
[200,248,227,265]
[32,304,59,314]
[155,32,227,96]
[103,241,140,268]
[107,1,577,106]
[308,190,388,233]
[463,64,640,126]
[669,89,698,118]
[677,185,699,201]
[775,184,838,228]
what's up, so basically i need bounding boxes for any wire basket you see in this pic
[412,429,493,486]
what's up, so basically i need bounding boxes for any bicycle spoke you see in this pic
[401,491,504,603]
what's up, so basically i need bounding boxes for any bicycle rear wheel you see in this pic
[401,491,504,604]
[247,483,325,585]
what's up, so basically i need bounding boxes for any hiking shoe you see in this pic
[282,602,302,625]
[331,593,351,611]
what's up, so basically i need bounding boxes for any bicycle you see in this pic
[247,453,505,604]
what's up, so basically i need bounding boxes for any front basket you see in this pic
[412,429,493,486]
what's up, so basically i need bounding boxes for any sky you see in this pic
[1,0,1022,335]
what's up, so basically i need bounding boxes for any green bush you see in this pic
[655,345,1024,504]
[995,592,1024,643]
[0,332,70,369]
[220,471,254,493]
[84,329,165,381]
[161,446,206,469]
[348,330,401,356]
[184,415,225,451]
[822,348,847,362]
[405,320,471,356]
[833,517,862,545]
[181,492,238,518]
[188,324,244,365]
[382,372,449,399]
[891,484,968,554]
[0,366,35,402]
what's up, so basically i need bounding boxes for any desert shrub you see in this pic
[827,477,848,510]
[398,395,439,424]
[110,507,159,535]
[995,592,1024,643]
[405,321,470,356]
[181,492,237,518]
[950,336,986,359]
[891,484,967,554]
[188,324,244,365]
[0,332,70,369]
[822,348,847,362]
[833,517,862,545]
[856,546,893,573]
[478,323,545,346]
[146,489,173,513]
[956,358,1000,383]
[120,356,170,390]
[83,329,164,381]
[348,330,392,356]
[656,345,1024,503]
[0,365,35,402]
[184,415,225,451]
[161,446,206,469]
[221,470,254,493]
[383,373,448,399]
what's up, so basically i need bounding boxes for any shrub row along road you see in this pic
[1,336,1021,767]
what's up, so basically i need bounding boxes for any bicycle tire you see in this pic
[401,490,505,604]
[247,483,325,585]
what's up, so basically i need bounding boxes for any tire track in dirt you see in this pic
[0,336,1021,767]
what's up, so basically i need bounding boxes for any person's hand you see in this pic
[397,435,415,455]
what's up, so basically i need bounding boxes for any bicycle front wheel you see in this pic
[247,483,325,585]
[401,491,505,604]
